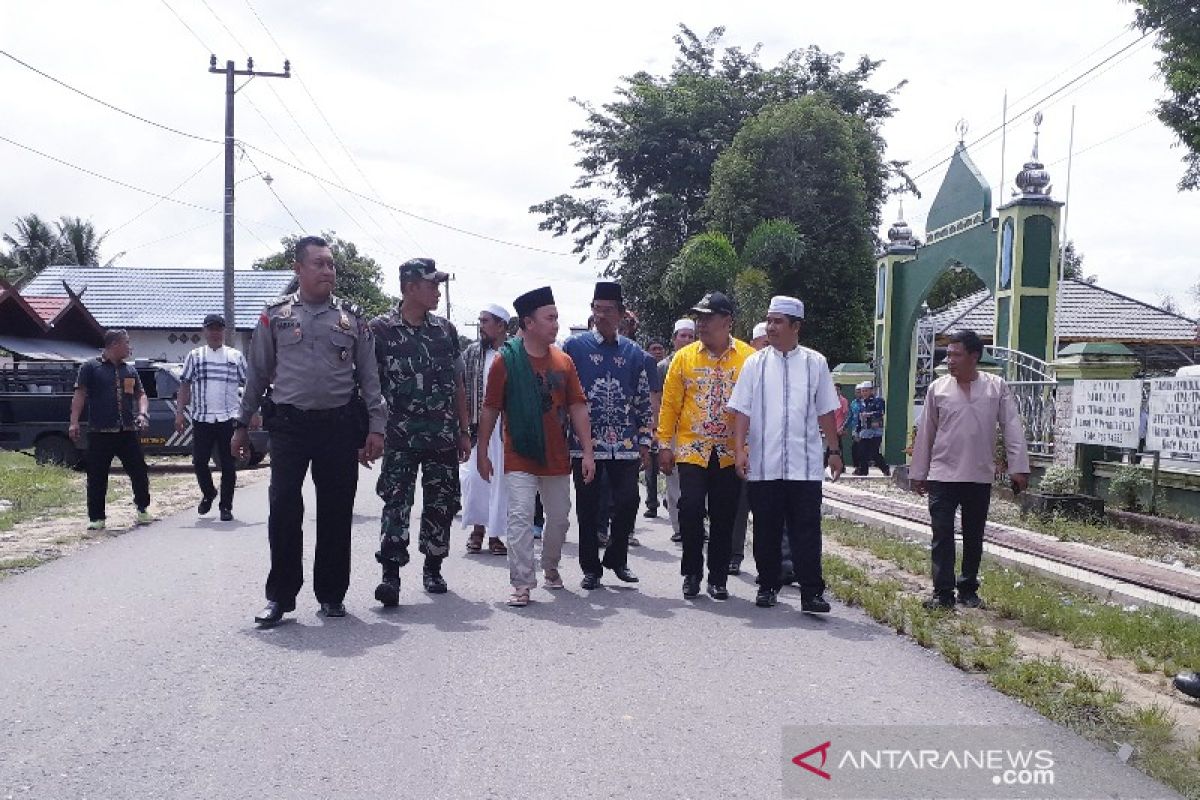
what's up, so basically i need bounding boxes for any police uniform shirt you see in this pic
[239,293,387,433]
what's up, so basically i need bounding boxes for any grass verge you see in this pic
[821,522,1200,799]
[0,452,77,531]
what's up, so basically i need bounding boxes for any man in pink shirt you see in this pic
[909,329,1030,610]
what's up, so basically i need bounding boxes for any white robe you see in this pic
[460,348,507,537]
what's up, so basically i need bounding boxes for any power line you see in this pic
[108,150,222,235]
[0,48,219,145]
[239,145,305,231]
[0,132,293,234]
[243,0,427,253]
[906,26,1157,187]
[122,219,220,253]
[4,44,570,257]
[158,0,214,53]
[197,0,409,257]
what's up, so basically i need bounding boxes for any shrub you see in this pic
[1109,464,1150,512]
[1038,465,1081,495]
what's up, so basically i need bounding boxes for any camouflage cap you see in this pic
[399,257,449,284]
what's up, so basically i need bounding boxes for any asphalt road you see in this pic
[0,468,1180,800]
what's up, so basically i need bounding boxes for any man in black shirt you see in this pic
[69,329,152,529]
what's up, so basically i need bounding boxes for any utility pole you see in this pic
[445,273,455,322]
[208,55,290,344]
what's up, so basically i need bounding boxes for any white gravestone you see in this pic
[1146,377,1200,463]
[1069,379,1142,449]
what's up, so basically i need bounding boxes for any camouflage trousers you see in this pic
[375,447,461,567]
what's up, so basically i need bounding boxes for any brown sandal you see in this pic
[488,537,507,556]
[466,530,484,554]
[507,588,530,607]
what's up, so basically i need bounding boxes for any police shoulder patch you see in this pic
[265,293,296,309]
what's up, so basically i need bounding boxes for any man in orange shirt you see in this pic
[657,292,755,600]
[477,286,595,607]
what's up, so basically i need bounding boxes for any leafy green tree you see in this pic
[1131,0,1200,190]
[661,232,740,311]
[252,231,394,317]
[703,96,885,364]
[732,267,772,339]
[0,214,62,284]
[531,24,908,338]
[925,269,986,311]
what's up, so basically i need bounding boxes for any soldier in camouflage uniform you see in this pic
[371,258,472,606]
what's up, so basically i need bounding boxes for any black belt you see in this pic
[274,403,351,421]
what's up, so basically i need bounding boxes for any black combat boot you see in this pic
[375,562,401,607]
[423,555,448,594]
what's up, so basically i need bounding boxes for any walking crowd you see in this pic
[65,235,1200,703]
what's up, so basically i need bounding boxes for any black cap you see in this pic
[513,286,555,319]
[202,313,226,328]
[592,281,623,305]
[399,257,449,284]
[691,291,735,316]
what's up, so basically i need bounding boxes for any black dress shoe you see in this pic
[611,566,639,583]
[253,601,292,626]
[756,587,778,608]
[642,508,657,519]
[1174,671,1200,700]
[375,575,401,607]
[727,560,742,576]
[706,583,729,601]
[423,568,448,594]
[957,592,984,609]
[682,575,701,598]
[581,573,601,590]
[319,602,346,617]
[922,594,955,611]
[670,532,683,543]
[198,495,216,515]
[219,508,233,521]
[801,594,831,613]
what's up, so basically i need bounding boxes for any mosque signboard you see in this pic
[1069,380,1142,449]
[1146,377,1200,462]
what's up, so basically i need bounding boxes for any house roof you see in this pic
[23,296,69,324]
[21,266,296,330]
[926,279,1199,343]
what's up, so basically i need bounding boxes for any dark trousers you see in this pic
[730,482,749,563]
[749,480,824,596]
[375,447,461,567]
[677,451,742,585]
[644,446,659,512]
[534,493,544,528]
[264,411,359,607]
[595,468,613,537]
[853,436,889,475]
[574,458,639,575]
[86,431,151,521]
[191,419,237,510]
[927,481,992,597]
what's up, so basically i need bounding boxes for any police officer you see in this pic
[233,235,387,627]
[371,258,472,606]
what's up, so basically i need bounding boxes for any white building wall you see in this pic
[126,329,254,363]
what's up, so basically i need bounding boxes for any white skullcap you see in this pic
[767,295,805,319]
[752,322,768,339]
[673,318,696,334]
[856,380,874,390]
[482,303,512,323]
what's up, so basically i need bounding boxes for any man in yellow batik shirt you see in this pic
[656,291,755,601]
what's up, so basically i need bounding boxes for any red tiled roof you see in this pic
[22,296,69,323]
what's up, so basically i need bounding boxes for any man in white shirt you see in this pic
[175,314,248,521]
[729,296,843,612]
[460,303,511,555]
[909,328,1030,610]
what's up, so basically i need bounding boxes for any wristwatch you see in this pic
[825,448,842,458]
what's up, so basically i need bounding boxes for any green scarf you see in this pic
[500,338,546,465]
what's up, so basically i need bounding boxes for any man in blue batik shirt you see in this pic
[854,380,890,476]
[564,281,653,590]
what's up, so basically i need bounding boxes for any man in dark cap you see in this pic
[477,286,594,607]
[175,313,247,521]
[563,281,652,589]
[657,292,754,600]
[371,258,473,607]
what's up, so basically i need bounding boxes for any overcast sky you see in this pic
[3,0,1198,334]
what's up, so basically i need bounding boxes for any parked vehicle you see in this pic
[0,360,269,468]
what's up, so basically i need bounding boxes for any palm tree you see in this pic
[0,214,63,285]
[55,216,112,266]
